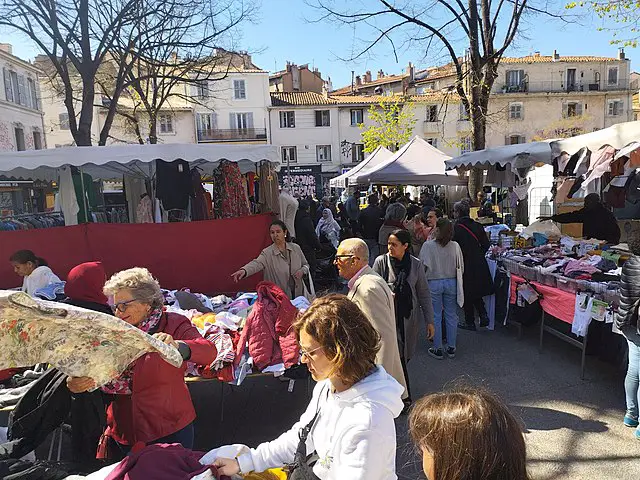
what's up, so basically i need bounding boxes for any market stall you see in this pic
[329,145,393,188]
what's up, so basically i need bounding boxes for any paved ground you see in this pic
[395,321,640,480]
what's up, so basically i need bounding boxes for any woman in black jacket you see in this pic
[616,230,640,437]
[295,199,321,280]
[452,201,493,331]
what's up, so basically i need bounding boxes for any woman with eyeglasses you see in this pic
[66,267,216,460]
[213,294,405,479]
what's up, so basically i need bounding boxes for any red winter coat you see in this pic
[235,282,300,370]
[103,313,216,449]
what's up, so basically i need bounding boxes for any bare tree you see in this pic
[0,0,254,146]
[311,0,561,196]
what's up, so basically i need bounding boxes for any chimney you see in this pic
[407,62,415,82]
[243,53,252,69]
[377,69,384,80]
[552,50,560,61]
[322,82,329,98]
[0,44,12,55]
[355,75,362,86]
[364,70,372,83]
[619,47,626,60]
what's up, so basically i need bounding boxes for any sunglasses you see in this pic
[300,344,323,358]
[111,298,137,314]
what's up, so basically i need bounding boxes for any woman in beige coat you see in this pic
[232,220,313,300]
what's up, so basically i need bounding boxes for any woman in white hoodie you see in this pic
[214,294,405,479]
[9,250,61,296]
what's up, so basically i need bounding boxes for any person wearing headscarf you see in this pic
[63,262,112,315]
[316,208,341,249]
[373,229,435,409]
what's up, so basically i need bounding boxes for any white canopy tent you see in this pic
[329,146,393,188]
[350,136,464,186]
[444,140,554,171]
[0,143,280,181]
[550,121,640,160]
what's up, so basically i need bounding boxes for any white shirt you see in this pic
[22,266,61,297]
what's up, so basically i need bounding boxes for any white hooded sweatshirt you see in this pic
[235,366,404,480]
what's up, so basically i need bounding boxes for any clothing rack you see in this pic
[0,211,63,220]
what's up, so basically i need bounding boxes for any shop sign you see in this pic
[281,165,322,198]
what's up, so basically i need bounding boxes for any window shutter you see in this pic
[3,68,12,102]
[505,135,509,145]
[562,104,568,118]
[212,112,218,129]
[17,75,25,105]
[247,112,254,128]
[229,113,237,129]
[576,103,583,116]
[196,114,203,131]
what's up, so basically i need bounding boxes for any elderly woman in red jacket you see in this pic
[67,267,215,459]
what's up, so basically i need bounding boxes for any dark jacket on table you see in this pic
[105,312,216,447]
[453,217,493,300]
[616,255,640,346]
[551,205,621,244]
[359,205,384,240]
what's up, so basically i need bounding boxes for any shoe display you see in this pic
[428,347,444,360]
[446,346,456,358]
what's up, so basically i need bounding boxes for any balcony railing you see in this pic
[197,128,267,142]
[494,79,631,94]
[423,121,441,134]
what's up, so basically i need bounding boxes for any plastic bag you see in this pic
[520,220,562,239]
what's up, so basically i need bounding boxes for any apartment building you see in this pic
[0,44,46,151]
[269,62,330,94]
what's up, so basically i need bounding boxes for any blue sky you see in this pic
[4,0,637,89]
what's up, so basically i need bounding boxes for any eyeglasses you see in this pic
[111,299,137,314]
[300,344,323,358]
[333,254,359,264]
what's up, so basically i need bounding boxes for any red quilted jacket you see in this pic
[235,282,300,370]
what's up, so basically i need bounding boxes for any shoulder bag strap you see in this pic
[458,223,481,247]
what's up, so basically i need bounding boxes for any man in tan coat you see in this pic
[336,238,408,401]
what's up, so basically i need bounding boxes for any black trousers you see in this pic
[463,297,488,326]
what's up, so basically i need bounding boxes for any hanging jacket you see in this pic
[104,313,215,448]
[616,255,640,346]
[234,282,300,371]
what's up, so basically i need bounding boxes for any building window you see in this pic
[14,127,25,151]
[425,137,438,148]
[608,100,623,116]
[350,109,364,126]
[315,110,330,127]
[608,67,619,86]
[509,102,523,120]
[507,134,526,145]
[461,136,472,154]
[159,114,174,134]
[279,111,295,128]
[59,113,70,130]
[233,79,246,100]
[195,80,209,98]
[426,105,438,122]
[197,112,217,132]
[232,112,254,130]
[27,78,38,109]
[352,144,365,163]
[459,103,470,121]
[316,145,332,162]
[33,131,42,150]
[281,146,297,164]
[563,102,583,118]
[505,69,525,92]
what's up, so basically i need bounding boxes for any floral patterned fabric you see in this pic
[0,291,182,387]
[211,160,250,219]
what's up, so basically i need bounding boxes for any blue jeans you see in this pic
[364,239,379,267]
[429,278,458,350]
[625,339,640,422]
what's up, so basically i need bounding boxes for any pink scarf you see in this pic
[101,308,163,395]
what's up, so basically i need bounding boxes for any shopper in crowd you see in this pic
[335,238,408,404]
[409,386,529,480]
[420,218,465,360]
[294,199,321,281]
[9,249,61,297]
[615,229,640,438]
[359,193,384,265]
[315,208,342,249]
[420,191,436,214]
[213,294,404,479]
[380,193,390,213]
[373,229,435,406]
[426,208,444,240]
[539,193,621,244]
[63,261,112,315]
[232,220,312,300]
[453,201,493,330]
[379,202,407,254]
[67,267,216,459]
[345,188,361,235]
